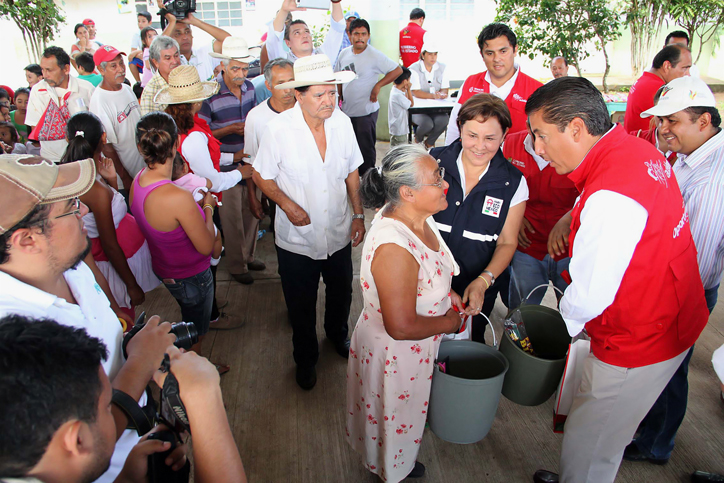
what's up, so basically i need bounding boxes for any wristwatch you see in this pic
[352,214,365,220]
[482,270,495,285]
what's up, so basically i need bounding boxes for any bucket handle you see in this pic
[523,283,565,306]
[477,312,497,348]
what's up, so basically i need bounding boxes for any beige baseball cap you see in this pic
[0,155,96,235]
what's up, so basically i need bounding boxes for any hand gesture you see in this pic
[248,193,265,220]
[284,202,311,226]
[370,84,381,103]
[237,162,253,179]
[97,156,117,183]
[547,213,572,258]
[443,307,463,334]
[281,0,305,13]
[350,218,366,247]
[462,277,488,316]
[517,216,534,249]
[233,150,250,162]
[128,283,146,307]
[203,190,217,209]
[124,315,177,371]
[152,345,220,399]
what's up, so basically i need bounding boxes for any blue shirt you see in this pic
[198,75,256,153]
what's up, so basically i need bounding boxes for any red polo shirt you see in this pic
[623,71,664,133]
[399,22,425,67]
[457,71,543,134]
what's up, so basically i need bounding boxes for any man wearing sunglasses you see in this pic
[0,154,181,483]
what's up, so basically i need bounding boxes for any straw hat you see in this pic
[275,54,356,90]
[154,65,220,105]
[209,36,261,62]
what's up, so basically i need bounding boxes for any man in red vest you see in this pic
[503,129,579,307]
[445,23,542,144]
[399,8,425,68]
[623,43,691,133]
[526,77,709,483]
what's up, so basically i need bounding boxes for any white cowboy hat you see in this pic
[209,36,261,62]
[275,54,356,90]
[154,65,220,105]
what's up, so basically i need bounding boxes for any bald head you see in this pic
[551,57,568,79]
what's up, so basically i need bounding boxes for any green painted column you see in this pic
[360,0,400,142]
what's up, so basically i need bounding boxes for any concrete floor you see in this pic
[136,142,724,482]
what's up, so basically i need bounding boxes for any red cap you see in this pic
[82,18,95,26]
[93,45,126,65]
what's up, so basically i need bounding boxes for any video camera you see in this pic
[159,0,196,29]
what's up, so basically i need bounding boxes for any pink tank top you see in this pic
[131,171,210,279]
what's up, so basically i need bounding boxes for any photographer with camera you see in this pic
[158,0,230,82]
[0,154,182,483]
[0,315,246,483]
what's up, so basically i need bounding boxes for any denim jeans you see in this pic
[633,284,719,460]
[161,267,214,337]
[508,250,571,308]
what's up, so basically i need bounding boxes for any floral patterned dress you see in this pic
[346,210,459,483]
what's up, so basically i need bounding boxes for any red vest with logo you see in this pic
[399,22,426,67]
[567,125,708,368]
[503,130,578,261]
[179,115,224,201]
[457,71,543,135]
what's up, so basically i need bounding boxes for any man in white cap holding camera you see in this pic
[199,36,264,286]
[623,76,724,470]
[252,54,364,390]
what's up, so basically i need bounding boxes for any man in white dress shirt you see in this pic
[252,55,365,390]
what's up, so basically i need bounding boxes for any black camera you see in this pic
[162,0,196,20]
[122,312,198,359]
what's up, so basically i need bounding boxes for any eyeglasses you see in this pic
[420,167,445,188]
[53,197,82,220]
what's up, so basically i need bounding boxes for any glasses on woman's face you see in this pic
[420,167,445,188]
[53,198,82,220]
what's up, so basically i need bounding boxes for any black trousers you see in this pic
[350,110,379,176]
[276,243,353,368]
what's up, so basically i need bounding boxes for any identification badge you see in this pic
[482,196,503,218]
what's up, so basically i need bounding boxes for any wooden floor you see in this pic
[137,143,724,483]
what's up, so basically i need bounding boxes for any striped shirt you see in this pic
[674,128,724,290]
[198,75,256,153]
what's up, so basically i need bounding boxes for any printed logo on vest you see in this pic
[645,159,671,187]
[469,86,485,94]
[482,196,503,218]
[512,93,527,103]
[510,158,525,168]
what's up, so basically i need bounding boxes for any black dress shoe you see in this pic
[231,272,254,285]
[406,461,425,479]
[333,339,350,359]
[295,365,317,390]
[623,442,669,465]
[692,471,724,482]
[533,470,559,483]
[247,260,266,271]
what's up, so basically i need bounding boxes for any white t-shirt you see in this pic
[335,45,400,118]
[245,98,283,164]
[0,263,144,483]
[253,103,363,259]
[131,30,143,50]
[388,87,411,136]
[180,42,221,82]
[89,84,145,184]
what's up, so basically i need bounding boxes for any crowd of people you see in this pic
[0,1,723,483]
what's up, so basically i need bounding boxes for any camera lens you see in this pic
[170,322,198,350]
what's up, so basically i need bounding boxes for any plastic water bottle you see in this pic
[257,229,266,240]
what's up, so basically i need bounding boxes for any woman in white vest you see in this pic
[410,39,451,148]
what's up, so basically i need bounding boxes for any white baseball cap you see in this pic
[641,76,716,118]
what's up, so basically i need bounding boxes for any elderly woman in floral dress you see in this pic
[346,144,464,482]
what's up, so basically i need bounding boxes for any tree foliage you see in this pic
[624,0,669,77]
[495,0,621,91]
[670,0,724,63]
[0,0,66,63]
